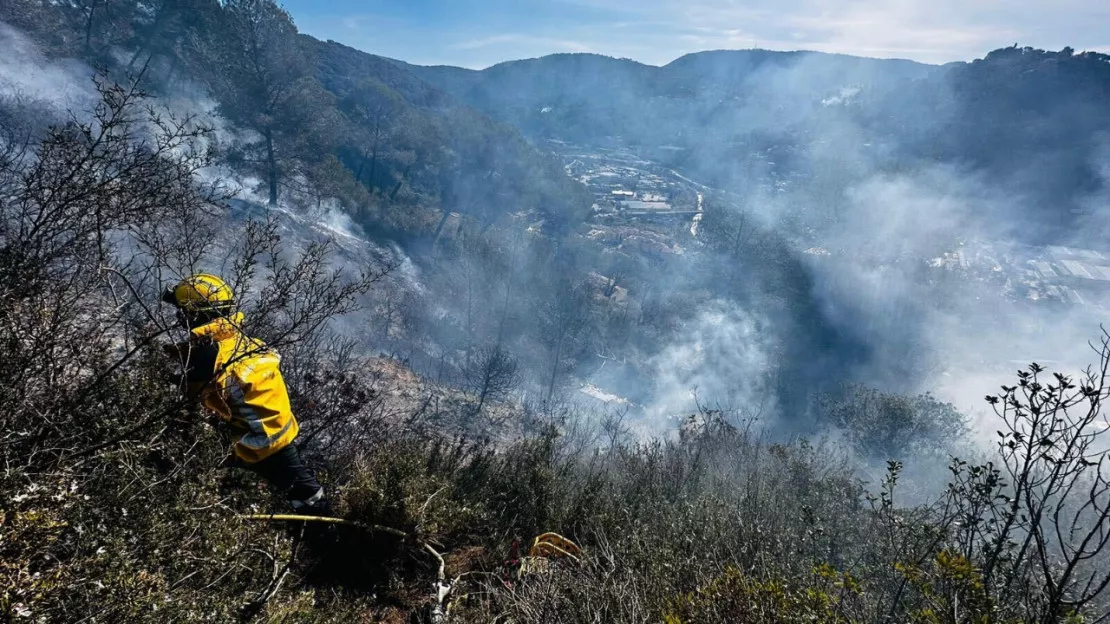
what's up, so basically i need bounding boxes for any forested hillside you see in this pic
[408,50,935,146]
[414,46,1110,240]
[0,0,591,236]
[4,1,1110,622]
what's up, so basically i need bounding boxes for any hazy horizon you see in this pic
[282,0,1110,70]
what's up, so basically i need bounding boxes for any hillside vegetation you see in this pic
[1,76,1109,624]
[1,0,591,236]
[4,2,1110,623]
[414,46,1110,241]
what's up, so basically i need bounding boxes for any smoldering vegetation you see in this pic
[4,1,1110,621]
[407,46,1110,441]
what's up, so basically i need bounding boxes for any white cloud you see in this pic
[290,0,1110,67]
[557,0,1109,64]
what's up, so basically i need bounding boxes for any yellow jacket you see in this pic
[181,313,299,464]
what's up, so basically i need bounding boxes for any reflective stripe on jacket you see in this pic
[182,313,299,464]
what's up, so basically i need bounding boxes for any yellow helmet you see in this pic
[161,273,236,312]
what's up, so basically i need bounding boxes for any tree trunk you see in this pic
[380,299,393,343]
[390,164,411,201]
[265,130,278,206]
[464,266,473,368]
[164,53,181,88]
[546,333,563,404]
[496,265,514,344]
[84,2,98,55]
[432,209,452,245]
[126,46,146,72]
[353,153,366,185]
[474,382,489,419]
[367,146,379,193]
[127,3,169,71]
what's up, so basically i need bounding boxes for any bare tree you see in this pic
[539,278,590,404]
[602,271,624,298]
[700,197,756,260]
[882,336,1110,622]
[464,344,520,422]
[979,344,1110,620]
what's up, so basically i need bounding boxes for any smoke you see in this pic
[504,48,1110,448]
[797,134,1107,443]
[0,21,96,117]
[642,300,775,429]
[7,11,1109,458]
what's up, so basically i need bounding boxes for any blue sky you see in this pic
[283,0,1110,68]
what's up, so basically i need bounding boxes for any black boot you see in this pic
[247,444,330,515]
[289,484,331,517]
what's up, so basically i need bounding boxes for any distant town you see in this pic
[557,142,702,221]
[553,140,1110,314]
[933,242,1110,310]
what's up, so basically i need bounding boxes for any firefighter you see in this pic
[161,273,329,515]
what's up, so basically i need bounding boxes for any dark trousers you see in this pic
[246,444,324,505]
